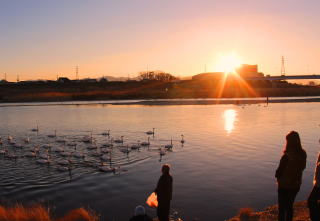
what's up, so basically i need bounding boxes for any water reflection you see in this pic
[223,109,237,134]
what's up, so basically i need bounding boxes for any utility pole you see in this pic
[4,73,7,81]
[281,56,286,76]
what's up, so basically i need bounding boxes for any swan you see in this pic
[36,155,50,164]
[91,149,102,157]
[56,138,66,144]
[131,141,140,150]
[48,130,57,138]
[53,147,64,153]
[82,131,93,143]
[14,144,23,148]
[39,151,49,159]
[180,134,185,144]
[165,139,173,149]
[73,152,85,158]
[98,165,115,172]
[101,148,110,154]
[160,148,166,156]
[146,128,155,135]
[24,137,30,144]
[25,151,36,157]
[57,165,71,172]
[7,153,18,160]
[120,145,130,154]
[87,144,98,150]
[101,154,111,161]
[60,151,72,157]
[101,130,110,136]
[140,137,150,146]
[31,125,39,132]
[114,136,124,144]
[0,146,7,155]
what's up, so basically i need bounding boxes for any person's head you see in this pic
[134,205,145,216]
[162,164,170,175]
[284,131,303,154]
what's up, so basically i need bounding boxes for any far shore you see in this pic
[0,97,320,108]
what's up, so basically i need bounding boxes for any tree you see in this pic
[138,71,176,82]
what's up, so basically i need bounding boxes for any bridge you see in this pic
[244,75,320,81]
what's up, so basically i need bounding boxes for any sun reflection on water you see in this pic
[224,109,237,134]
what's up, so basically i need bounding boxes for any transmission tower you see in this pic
[76,65,79,80]
[281,56,286,76]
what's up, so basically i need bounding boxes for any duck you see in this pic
[146,128,155,135]
[53,147,64,153]
[25,151,36,158]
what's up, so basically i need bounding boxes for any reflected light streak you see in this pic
[224,109,237,134]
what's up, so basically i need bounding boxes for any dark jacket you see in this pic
[154,173,173,202]
[129,215,153,221]
[275,150,307,189]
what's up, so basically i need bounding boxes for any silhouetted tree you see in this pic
[138,71,176,82]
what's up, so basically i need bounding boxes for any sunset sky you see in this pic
[1,0,320,81]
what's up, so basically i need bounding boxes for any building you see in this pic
[236,64,264,78]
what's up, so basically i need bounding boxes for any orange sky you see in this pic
[1,1,320,81]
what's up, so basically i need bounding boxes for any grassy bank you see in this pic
[227,201,310,221]
[0,204,98,221]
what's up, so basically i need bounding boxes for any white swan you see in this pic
[146,128,155,135]
[24,137,30,144]
[114,136,124,144]
[165,139,173,149]
[101,130,110,136]
[31,125,39,132]
[131,141,140,150]
[140,137,150,146]
[180,134,185,144]
[48,130,57,138]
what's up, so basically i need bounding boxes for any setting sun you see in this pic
[215,53,242,74]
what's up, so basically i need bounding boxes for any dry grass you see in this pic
[227,201,311,221]
[0,204,98,221]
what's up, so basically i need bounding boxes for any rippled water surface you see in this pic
[0,101,319,220]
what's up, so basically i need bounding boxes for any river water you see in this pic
[0,100,319,220]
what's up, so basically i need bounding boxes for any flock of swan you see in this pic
[0,127,185,174]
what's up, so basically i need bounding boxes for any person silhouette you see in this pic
[307,152,320,221]
[154,164,173,221]
[129,205,152,221]
[275,131,307,221]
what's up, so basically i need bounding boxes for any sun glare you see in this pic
[215,53,242,74]
[224,109,237,134]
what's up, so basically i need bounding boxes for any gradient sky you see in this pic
[1,0,320,81]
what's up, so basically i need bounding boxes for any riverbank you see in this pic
[227,201,310,221]
[0,97,320,107]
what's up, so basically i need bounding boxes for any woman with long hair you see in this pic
[275,131,307,221]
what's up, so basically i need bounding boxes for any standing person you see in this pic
[308,152,320,221]
[154,164,173,221]
[275,131,307,221]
